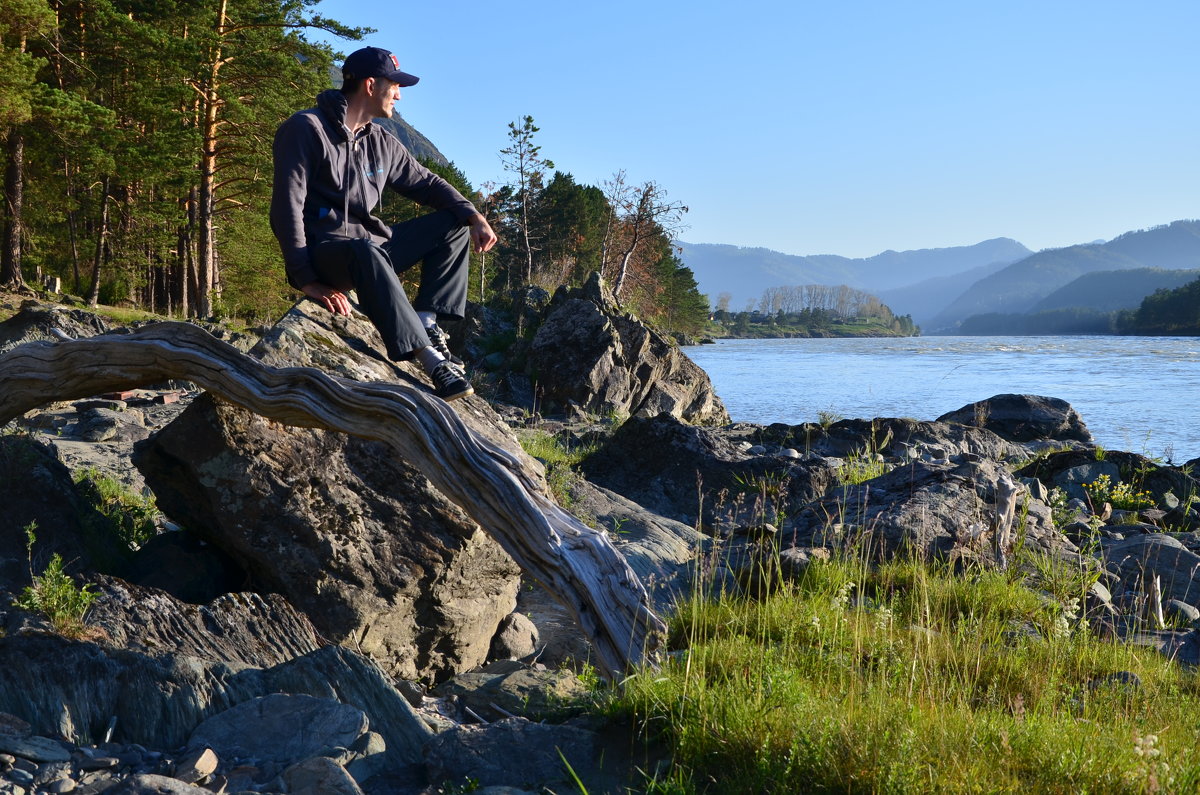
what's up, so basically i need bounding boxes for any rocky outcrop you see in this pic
[527,273,729,424]
[785,456,1072,564]
[754,415,1029,463]
[581,413,838,529]
[132,304,526,683]
[937,393,1092,446]
[0,636,429,762]
[0,433,117,587]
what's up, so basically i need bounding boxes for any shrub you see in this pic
[14,523,98,638]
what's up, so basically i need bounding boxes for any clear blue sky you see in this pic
[309,0,1198,259]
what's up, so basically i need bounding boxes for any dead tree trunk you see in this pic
[0,322,665,678]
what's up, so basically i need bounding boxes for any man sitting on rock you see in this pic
[270,46,497,402]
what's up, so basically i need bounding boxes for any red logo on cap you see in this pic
[390,54,399,69]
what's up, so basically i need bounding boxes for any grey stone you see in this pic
[344,731,387,785]
[489,613,539,661]
[187,694,367,765]
[424,718,596,792]
[44,777,76,793]
[281,757,363,795]
[1104,535,1200,607]
[434,669,587,722]
[1166,599,1200,625]
[936,394,1092,444]
[173,748,218,784]
[787,457,1072,565]
[1020,477,1049,503]
[779,448,801,459]
[0,736,71,764]
[8,769,33,786]
[526,273,729,424]
[134,302,528,682]
[0,639,428,767]
[747,445,766,456]
[106,774,211,794]
[1054,463,1121,503]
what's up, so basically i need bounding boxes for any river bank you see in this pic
[3,282,1200,792]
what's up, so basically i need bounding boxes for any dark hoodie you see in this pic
[270,89,478,289]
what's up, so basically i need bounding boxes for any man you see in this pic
[271,46,497,401]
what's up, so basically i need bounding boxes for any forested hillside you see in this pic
[1116,276,1200,335]
[1033,268,1200,313]
[0,2,710,336]
[932,220,1200,330]
[678,237,1029,311]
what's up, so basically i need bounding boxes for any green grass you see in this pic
[602,553,1200,793]
[517,430,598,510]
[73,467,159,551]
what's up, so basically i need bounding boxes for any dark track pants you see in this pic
[308,210,470,361]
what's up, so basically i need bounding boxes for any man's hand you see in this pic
[301,282,351,316]
[468,213,498,254]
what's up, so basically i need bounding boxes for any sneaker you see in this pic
[425,323,463,366]
[429,360,474,402]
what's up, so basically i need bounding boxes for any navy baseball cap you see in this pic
[342,47,420,87]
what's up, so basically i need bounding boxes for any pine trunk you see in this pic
[1,128,26,290]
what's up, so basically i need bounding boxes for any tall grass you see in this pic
[607,552,1200,793]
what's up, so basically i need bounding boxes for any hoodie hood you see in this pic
[316,89,352,137]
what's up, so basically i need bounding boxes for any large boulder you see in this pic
[134,301,526,682]
[753,416,1029,464]
[786,456,1073,564]
[0,433,120,587]
[0,637,429,762]
[581,413,838,529]
[937,394,1092,446]
[527,273,729,424]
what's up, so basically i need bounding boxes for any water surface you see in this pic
[687,336,1200,462]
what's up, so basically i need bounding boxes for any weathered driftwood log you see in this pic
[0,322,665,678]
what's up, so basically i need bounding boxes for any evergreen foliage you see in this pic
[1116,276,1200,335]
[0,8,709,336]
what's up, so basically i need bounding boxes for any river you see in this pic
[686,336,1200,462]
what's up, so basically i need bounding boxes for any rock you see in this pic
[187,695,367,765]
[936,394,1092,445]
[45,777,76,793]
[489,613,539,661]
[423,717,596,792]
[0,302,112,355]
[75,408,149,444]
[282,756,363,795]
[87,577,322,669]
[435,668,588,723]
[787,457,1072,564]
[0,735,71,764]
[0,714,30,737]
[119,532,247,605]
[581,414,838,528]
[1018,449,1200,519]
[0,638,428,765]
[173,748,217,784]
[106,774,211,794]
[1103,535,1200,606]
[567,479,708,606]
[755,415,1029,465]
[133,302,527,682]
[0,434,115,590]
[1165,599,1200,625]
[344,731,388,784]
[526,273,729,424]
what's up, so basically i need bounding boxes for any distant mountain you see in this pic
[1032,268,1200,313]
[876,259,1014,327]
[931,220,1200,331]
[376,115,449,166]
[676,238,1030,311]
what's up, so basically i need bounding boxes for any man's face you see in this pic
[368,77,401,119]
